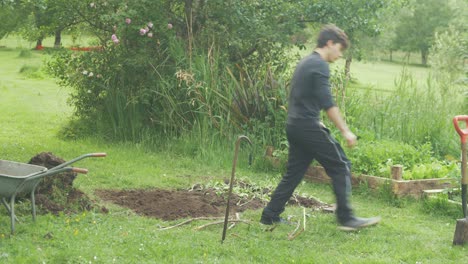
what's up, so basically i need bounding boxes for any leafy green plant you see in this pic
[348,139,460,179]
[403,161,459,180]
[348,140,433,176]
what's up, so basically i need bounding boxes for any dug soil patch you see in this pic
[95,187,329,221]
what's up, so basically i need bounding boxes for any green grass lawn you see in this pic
[349,60,430,91]
[0,34,97,49]
[0,42,467,263]
[292,45,430,92]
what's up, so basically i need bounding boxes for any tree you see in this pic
[392,0,452,65]
[429,0,467,91]
[305,0,402,77]
[0,0,31,39]
[1,0,83,48]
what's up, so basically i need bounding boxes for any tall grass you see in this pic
[346,67,463,157]
[88,40,291,151]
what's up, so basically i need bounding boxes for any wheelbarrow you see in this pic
[0,153,106,234]
[453,115,468,245]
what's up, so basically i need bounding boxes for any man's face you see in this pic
[326,42,343,63]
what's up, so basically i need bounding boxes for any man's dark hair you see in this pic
[316,24,349,49]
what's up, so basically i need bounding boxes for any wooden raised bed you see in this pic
[304,165,457,198]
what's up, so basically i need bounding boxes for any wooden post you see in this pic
[391,165,403,180]
[453,219,468,245]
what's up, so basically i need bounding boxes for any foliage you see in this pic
[0,0,29,39]
[403,161,459,180]
[422,193,461,218]
[306,0,404,75]
[0,0,78,45]
[429,0,468,93]
[186,0,306,71]
[346,140,455,179]
[345,66,464,157]
[46,0,299,147]
[392,0,452,65]
[350,140,432,175]
[430,26,468,103]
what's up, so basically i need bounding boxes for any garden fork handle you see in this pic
[453,116,468,217]
[453,115,468,144]
[453,116,468,185]
[462,142,467,218]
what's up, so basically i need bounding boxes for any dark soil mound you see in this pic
[28,152,94,214]
[25,152,329,220]
[96,187,328,221]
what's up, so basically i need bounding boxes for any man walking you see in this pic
[260,25,380,231]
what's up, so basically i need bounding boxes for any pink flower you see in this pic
[147,32,153,38]
[167,23,173,29]
[125,18,131,24]
[111,34,119,44]
[139,28,147,35]
[147,22,153,28]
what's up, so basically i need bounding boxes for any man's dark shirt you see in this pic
[287,51,335,126]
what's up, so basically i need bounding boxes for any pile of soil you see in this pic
[28,152,94,214]
[96,186,329,221]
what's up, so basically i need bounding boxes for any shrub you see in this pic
[46,0,303,146]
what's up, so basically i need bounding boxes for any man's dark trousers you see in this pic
[263,121,354,224]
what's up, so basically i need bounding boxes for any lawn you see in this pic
[349,60,430,91]
[0,40,467,263]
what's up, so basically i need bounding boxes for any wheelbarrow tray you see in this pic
[0,160,47,198]
[0,153,106,234]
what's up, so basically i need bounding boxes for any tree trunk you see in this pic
[389,50,393,61]
[35,37,43,50]
[54,29,62,48]
[404,52,410,63]
[345,56,352,80]
[184,0,194,62]
[421,50,428,65]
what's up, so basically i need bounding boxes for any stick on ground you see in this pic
[158,217,223,230]
[195,219,251,230]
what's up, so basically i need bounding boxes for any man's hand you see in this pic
[342,130,357,148]
[326,106,357,147]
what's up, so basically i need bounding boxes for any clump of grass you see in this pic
[421,192,461,218]
[19,64,45,79]
[17,49,32,58]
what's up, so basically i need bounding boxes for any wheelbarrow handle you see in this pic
[453,115,468,144]
[47,153,107,172]
[91,153,107,157]
[72,167,88,174]
[24,167,86,182]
